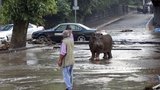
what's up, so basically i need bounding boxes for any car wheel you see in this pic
[77,36,86,42]
[37,35,48,44]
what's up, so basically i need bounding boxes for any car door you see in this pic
[70,25,83,41]
[52,25,67,42]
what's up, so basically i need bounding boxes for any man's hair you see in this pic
[66,25,71,30]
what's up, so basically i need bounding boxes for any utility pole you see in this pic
[72,0,79,23]
[143,0,145,5]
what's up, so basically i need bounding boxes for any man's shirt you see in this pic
[60,33,74,56]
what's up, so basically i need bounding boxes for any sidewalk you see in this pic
[94,11,136,30]
[96,15,125,30]
[0,43,46,54]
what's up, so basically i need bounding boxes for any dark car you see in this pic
[32,23,96,43]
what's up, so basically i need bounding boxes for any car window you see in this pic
[55,25,66,31]
[79,24,91,30]
[0,24,13,31]
[70,25,82,31]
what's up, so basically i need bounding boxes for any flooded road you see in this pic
[0,13,160,90]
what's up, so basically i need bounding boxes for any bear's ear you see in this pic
[99,33,103,39]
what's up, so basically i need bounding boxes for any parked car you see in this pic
[32,23,97,43]
[0,25,4,31]
[0,34,9,46]
[0,23,44,42]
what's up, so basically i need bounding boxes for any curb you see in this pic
[0,45,46,54]
[96,17,122,29]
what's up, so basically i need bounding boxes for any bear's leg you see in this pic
[89,52,95,60]
[107,51,112,59]
[95,53,100,60]
[103,53,108,59]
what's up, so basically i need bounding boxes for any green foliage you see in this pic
[76,0,141,20]
[76,0,120,20]
[56,0,71,16]
[78,0,92,15]
[0,0,57,24]
[92,0,119,11]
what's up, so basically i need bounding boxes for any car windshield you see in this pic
[0,24,13,31]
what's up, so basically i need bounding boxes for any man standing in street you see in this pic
[57,30,75,90]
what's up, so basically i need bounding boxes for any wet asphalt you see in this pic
[0,13,160,90]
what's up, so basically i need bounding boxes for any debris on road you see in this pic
[120,29,133,32]
[0,40,10,50]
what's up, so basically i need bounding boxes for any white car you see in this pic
[0,23,44,42]
[0,34,8,41]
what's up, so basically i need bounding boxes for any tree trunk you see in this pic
[153,6,160,27]
[10,20,28,49]
[151,0,160,28]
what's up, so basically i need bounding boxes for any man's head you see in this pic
[62,30,70,38]
[66,25,72,30]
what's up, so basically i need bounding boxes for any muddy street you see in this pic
[0,13,160,90]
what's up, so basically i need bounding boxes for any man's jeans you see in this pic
[63,65,73,90]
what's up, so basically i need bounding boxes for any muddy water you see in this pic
[74,44,160,90]
[0,43,159,90]
[0,47,66,90]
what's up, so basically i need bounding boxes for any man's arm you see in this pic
[58,54,65,67]
[57,42,67,67]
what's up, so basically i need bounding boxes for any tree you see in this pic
[75,0,138,23]
[0,0,57,48]
[77,0,117,22]
[44,0,71,29]
[151,0,160,28]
